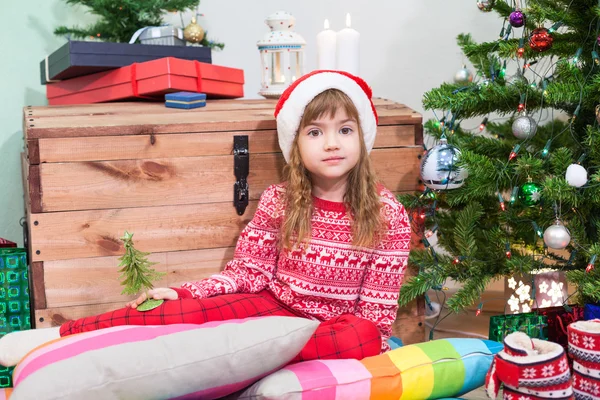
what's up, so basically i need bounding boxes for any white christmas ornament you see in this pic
[543,221,571,250]
[420,137,468,190]
[565,163,587,187]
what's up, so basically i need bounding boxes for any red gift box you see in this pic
[0,238,17,248]
[539,305,584,364]
[46,57,244,105]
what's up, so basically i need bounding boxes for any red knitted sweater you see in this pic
[178,183,411,352]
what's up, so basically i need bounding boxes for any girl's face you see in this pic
[297,108,361,186]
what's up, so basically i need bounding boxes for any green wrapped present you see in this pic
[489,312,548,342]
[0,247,31,388]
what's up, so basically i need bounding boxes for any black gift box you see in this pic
[40,40,212,85]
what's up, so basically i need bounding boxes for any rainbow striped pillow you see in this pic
[235,338,502,400]
[7,316,318,400]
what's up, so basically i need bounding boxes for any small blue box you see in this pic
[165,92,207,109]
[584,303,600,320]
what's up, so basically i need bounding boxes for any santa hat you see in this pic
[274,70,378,163]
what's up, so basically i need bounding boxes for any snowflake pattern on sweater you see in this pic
[181,183,411,353]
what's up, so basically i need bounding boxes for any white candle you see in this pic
[316,19,337,70]
[336,13,360,75]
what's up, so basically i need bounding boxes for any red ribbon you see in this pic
[131,63,140,97]
[130,63,159,100]
[194,60,203,93]
[130,60,203,100]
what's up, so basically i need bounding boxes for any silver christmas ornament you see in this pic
[508,72,528,86]
[565,164,588,187]
[454,65,473,86]
[420,138,468,190]
[477,0,495,12]
[512,116,538,140]
[543,221,571,250]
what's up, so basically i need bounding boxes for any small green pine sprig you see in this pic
[118,231,165,296]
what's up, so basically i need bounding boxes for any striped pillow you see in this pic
[8,316,318,400]
[235,338,502,400]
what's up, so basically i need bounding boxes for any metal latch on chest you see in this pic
[233,135,249,216]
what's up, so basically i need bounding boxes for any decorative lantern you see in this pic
[504,269,569,313]
[257,11,306,99]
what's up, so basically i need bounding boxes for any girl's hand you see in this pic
[126,288,178,309]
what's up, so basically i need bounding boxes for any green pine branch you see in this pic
[118,231,165,295]
[54,0,223,48]
[446,275,493,313]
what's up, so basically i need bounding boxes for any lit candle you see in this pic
[316,19,337,70]
[336,13,360,75]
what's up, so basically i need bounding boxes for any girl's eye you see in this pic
[340,127,353,135]
[308,129,321,137]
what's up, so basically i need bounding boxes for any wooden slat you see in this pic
[35,147,421,212]
[393,313,425,345]
[372,147,422,192]
[43,247,234,308]
[29,201,258,262]
[36,302,121,328]
[27,139,40,165]
[25,98,400,119]
[28,165,42,214]
[25,102,422,139]
[31,262,46,310]
[32,125,416,164]
[392,261,425,344]
[37,154,283,212]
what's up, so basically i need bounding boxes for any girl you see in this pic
[0,70,411,367]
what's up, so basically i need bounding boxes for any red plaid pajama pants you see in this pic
[59,290,382,362]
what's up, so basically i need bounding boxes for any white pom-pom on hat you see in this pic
[274,70,378,163]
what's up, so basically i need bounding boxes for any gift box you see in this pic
[40,40,211,84]
[584,303,600,320]
[139,26,185,46]
[538,305,584,355]
[504,269,569,312]
[46,57,244,105]
[0,247,31,388]
[165,92,207,109]
[0,238,16,248]
[489,312,548,342]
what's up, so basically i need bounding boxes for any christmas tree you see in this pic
[118,231,165,310]
[54,0,224,49]
[398,0,600,314]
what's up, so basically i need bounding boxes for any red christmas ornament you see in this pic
[529,28,553,52]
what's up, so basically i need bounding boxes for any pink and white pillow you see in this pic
[7,316,318,400]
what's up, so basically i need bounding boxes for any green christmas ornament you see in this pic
[519,181,542,206]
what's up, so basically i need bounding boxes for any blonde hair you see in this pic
[280,89,383,250]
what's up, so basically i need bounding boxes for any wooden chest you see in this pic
[21,99,426,344]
